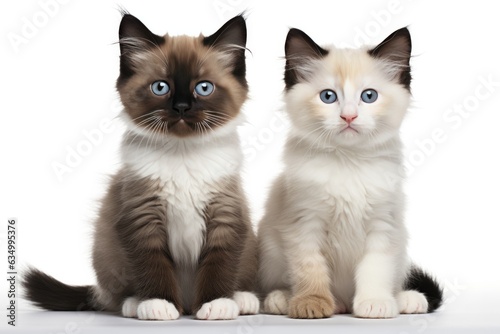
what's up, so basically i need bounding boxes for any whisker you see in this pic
[129,115,160,144]
[139,117,161,149]
[146,118,163,150]
[292,121,328,150]
[130,110,164,122]
[205,112,232,123]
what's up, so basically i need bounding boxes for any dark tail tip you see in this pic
[404,266,443,312]
[21,267,95,311]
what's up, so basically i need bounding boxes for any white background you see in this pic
[1,0,500,331]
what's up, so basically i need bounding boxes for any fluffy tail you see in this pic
[22,268,96,311]
[404,266,443,312]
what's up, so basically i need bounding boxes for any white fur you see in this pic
[196,298,239,320]
[137,299,180,320]
[233,291,260,315]
[258,45,413,318]
[353,297,399,318]
[122,296,140,318]
[397,290,429,314]
[263,290,290,315]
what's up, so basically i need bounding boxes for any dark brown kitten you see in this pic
[22,13,259,320]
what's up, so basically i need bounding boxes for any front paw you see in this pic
[196,298,239,320]
[233,291,260,315]
[353,297,398,318]
[137,299,180,320]
[122,297,140,318]
[288,294,335,319]
[263,290,290,315]
[397,290,429,314]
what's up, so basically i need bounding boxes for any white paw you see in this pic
[233,291,260,315]
[263,290,289,315]
[122,297,140,318]
[397,290,429,314]
[196,298,239,320]
[137,299,180,320]
[353,297,399,318]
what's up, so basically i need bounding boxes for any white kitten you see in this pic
[258,27,442,319]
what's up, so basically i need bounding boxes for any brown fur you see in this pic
[92,170,257,315]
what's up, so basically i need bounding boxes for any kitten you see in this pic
[22,13,259,320]
[258,27,443,319]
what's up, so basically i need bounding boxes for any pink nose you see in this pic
[340,115,358,124]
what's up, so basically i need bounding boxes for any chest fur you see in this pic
[295,155,399,212]
[124,141,240,265]
[290,153,402,256]
[162,169,211,265]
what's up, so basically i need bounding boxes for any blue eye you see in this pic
[151,81,170,96]
[320,89,337,104]
[194,81,214,96]
[361,89,378,103]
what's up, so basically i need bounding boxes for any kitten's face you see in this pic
[284,28,412,149]
[117,15,247,138]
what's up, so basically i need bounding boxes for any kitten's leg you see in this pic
[233,226,259,315]
[258,221,291,315]
[193,186,252,320]
[263,289,291,315]
[125,246,181,320]
[353,223,400,319]
[116,196,182,320]
[286,218,335,319]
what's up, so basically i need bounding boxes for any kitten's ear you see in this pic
[203,15,246,50]
[369,27,412,90]
[203,15,247,83]
[284,28,328,90]
[118,14,163,78]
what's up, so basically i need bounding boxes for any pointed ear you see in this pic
[369,27,412,90]
[118,14,164,78]
[284,28,329,90]
[203,15,246,49]
[203,15,247,83]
